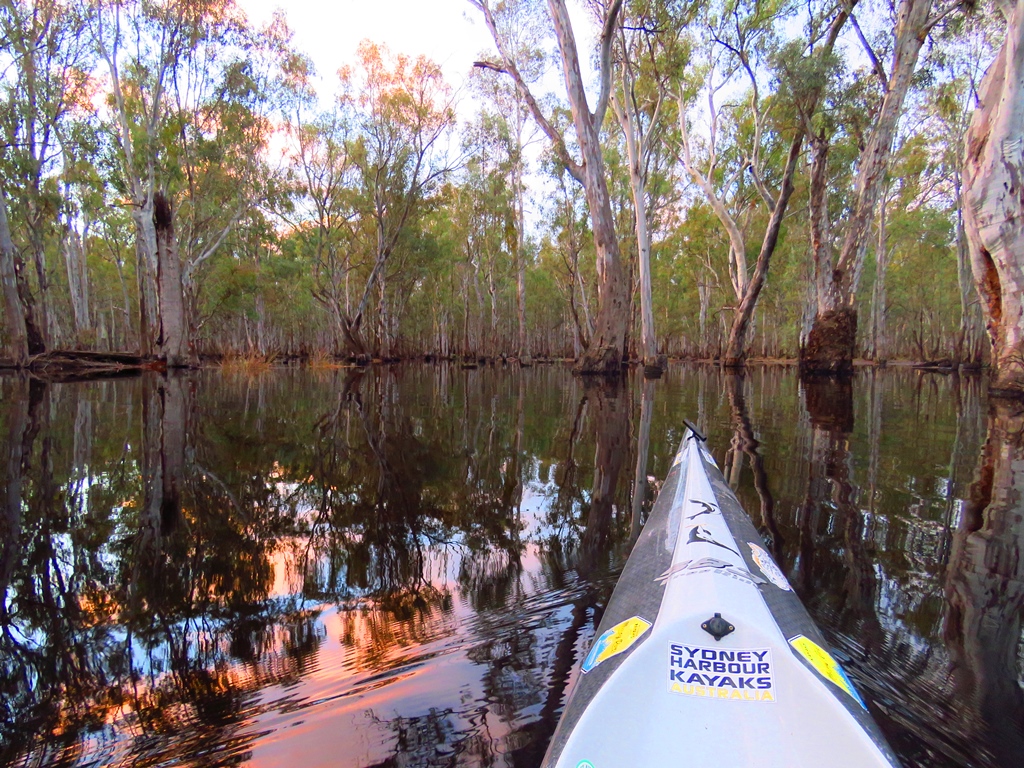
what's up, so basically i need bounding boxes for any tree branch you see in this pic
[849,10,888,88]
[469,1,585,183]
[592,0,625,129]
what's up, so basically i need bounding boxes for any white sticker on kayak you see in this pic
[749,543,792,591]
[669,644,775,702]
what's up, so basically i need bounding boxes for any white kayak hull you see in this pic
[544,426,900,768]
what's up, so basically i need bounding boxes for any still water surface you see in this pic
[1,364,1022,767]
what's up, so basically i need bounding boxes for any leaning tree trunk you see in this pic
[724,136,802,366]
[963,0,1024,395]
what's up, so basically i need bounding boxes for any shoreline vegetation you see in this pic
[0,349,984,381]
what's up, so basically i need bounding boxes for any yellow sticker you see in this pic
[582,616,652,673]
[789,635,866,708]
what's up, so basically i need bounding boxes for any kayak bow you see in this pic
[544,424,900,767]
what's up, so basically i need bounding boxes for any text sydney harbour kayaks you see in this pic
[544,423,900,768]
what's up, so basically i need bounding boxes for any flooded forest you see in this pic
[0,0,1012,372]
[4,1,1024,768]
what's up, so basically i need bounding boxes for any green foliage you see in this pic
[0,0,1003,362]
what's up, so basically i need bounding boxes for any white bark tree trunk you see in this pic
[613,79,659,373]
[0,190,29,366]
[472,0,627,374]
[64,226,91,347]
[963,0,1024,393]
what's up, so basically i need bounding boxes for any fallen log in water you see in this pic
[23,350,154,382]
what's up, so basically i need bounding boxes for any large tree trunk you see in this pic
[473,0,625,372]
[133,199,161,358]
[802,0,933,373]
[963,0,1024,394]
[545,0,627,375]
[954,177,983,366]
[801,135,857,374]
[613,74,659,374]
[0,190,30,365]
[153,192,191,367]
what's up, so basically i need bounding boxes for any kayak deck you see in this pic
[544,427,900,768]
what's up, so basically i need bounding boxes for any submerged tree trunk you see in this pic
[802,136,857,374]
[962,0,1024,394]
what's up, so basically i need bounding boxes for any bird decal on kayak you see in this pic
[686,500,717,519]
[687,524,739,556]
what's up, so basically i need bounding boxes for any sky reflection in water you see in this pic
[0,365,1021,767]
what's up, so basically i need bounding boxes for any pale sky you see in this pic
[239,0,503,100]
[237,0,598,106]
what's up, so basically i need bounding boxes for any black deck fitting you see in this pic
[701,612,735,641]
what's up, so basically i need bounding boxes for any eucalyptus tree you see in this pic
[962,0,1024,394]
[673,0,812,367]
[91,0,191,364]
[457,111,521,356]
[338,42,456,358]
[471,0,628,375]
[171,14,289,347]
[471,2,546,364]
[610,0,685,375]
[0,187,29,363]
[287,65,358,352]
[90,0,275,366]
[543,161,595,356]
[0,0,92,354]
[800,0,968,374]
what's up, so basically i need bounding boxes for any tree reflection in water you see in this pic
[1,366,1023,767]
[944,397,1024,767]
